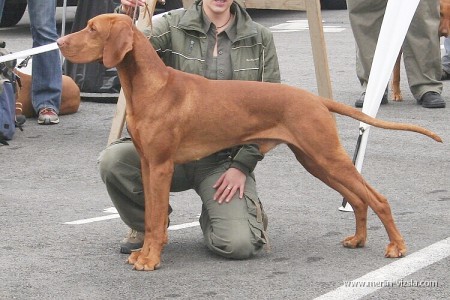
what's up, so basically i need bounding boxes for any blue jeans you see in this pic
[27,0,62,114]
[443,37,450,74]
[0,0,4,20]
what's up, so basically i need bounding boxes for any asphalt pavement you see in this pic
[1,7,449,300]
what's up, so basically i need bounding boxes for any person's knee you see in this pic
[98,143,135,184]
[208,224,261,259]
[225,233,257,259]
[98,147,118,183]
[98,142,144,200]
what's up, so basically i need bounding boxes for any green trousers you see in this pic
[347,0,442,100]
[98,139,267,259]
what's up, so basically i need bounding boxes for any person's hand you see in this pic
[213,168,246,204]
[121,0,146,12]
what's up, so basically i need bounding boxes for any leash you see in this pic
[132,0,139,23]
[133,1,156,28]
[0,0,159,64]
[0,43,59,64]
[126,0,153,25]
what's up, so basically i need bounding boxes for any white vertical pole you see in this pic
[339,0,421,212]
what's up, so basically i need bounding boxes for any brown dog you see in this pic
[391,0,450,101]
[15,69,81,118]
[57,14,442,271]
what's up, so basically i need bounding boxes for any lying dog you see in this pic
[15,69,80,118]
[391,0,450,101]
[57,14,442,271]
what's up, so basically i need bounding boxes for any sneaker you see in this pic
[355,89,388,108]
[119,205,173,254]
[120,229,144,254]
[38,107,59,125]
[418,92,446,108]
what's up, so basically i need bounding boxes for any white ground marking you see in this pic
[270,20,345,33]
[65,208,448,299]
[64,207,200,230]
[315,237,450,299]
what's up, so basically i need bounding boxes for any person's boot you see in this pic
[119,205,173,254]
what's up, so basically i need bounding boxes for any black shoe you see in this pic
[419,92,446,108]
[355,89,388,108]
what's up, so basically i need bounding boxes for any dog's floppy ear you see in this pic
[103,19,134,68]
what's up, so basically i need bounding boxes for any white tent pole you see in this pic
[339,0,421,212]
[60,0,68,63]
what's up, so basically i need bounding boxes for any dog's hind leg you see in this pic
[288,144,368,248]
[288,144,406,258]
[358,183,406,258]
[391,51,403,101]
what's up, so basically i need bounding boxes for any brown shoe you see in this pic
[120,229,144,254]
[119,205,173,254]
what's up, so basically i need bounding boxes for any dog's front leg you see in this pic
[127,159,173,271]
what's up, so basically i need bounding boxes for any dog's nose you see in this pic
[56,37,65,47]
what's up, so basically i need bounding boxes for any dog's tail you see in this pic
[323,99,443,143]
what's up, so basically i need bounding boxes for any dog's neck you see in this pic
[116,27,169,115]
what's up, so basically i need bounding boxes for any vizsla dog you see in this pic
[57,14,442,271]
[391,0,450,101]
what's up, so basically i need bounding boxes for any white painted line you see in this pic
[271,30,301,33]
[103,207,118,214]
[64,207,200,230]
[315,237,450,300]
[64,214,121,225]
[270,20,345,33]
[168,221,199,231]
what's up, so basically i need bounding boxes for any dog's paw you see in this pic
[126,250,161,271]
[126,251,141,265]
[384,241,406,258]
[342,235,366,248]
[133,255,161,271]
[392,92,403,101]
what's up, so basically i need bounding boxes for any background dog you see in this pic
[15,68,80,118]
[391,0,450,101]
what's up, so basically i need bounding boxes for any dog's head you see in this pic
[440,0,450,37]
[57,14,134,68]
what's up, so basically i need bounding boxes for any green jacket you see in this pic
[142,0,281,175]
